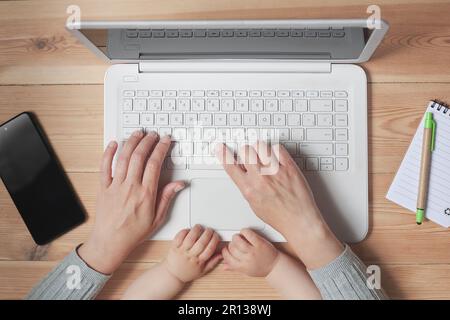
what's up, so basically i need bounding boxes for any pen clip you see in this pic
[430,118,436,151]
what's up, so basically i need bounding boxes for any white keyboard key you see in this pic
[273,113,286,126]
[263,90,276,97]
[166,157,187,170]
[195,142,210,155]
[123,127,141,139]
[206,90,219,97]
[336,157,349,171]
[216,128,231,141]
[172,128,187,140]
[170,113,183,126]
[277,90,290,97]
[302,114,315,127]
[192,99,205,111]
[145,127,157,135]
[335,100,348,112]
[250,99,264,111]
[291,128,304,141]
[294,99,308,112]
[134,99,147,111]
[162,99,176,111]
[260,128,277,142]
[236,99,249,111]
[280,99,293,112]
[122,99,133,111]
[150,90,163,97]
[335,143,348,156]
[335,128,348,141]
[299,143,333,156]
[199,113,213,126]
[192,90,205,97]
[232,128,246,141]
[177,98,190,111]
[159,127,172,137]
[206,99,219,111]
[179,90,191,97]
[189,157,223,170]
[188,127,203,141]
[235,90,248,97]
[164,90,177,97]
[180,142,193,155]
[203,128,216,141]
[141,113,154,126]
[229,113,242,126]
[214,114,227,126]
[292,90,305,98]
[265,99,278,111]
[306,91,319,98]
[221,90,233,97]
[287,114,301,126]
[306,128,333,141]
[123,90,135,97]
[278,128,289,141]
[310,99,332,112]
[335,91,348,98]
[247,128,259,142]
[320,160,334,171]
[185,113,198,125]
[320,91,333,98]
[137,90,149,97]
[123,113,139,126]
[305,157,319,171]
[283,142,297,155]
[243,114,256,126]
[221,99,234,111]
[294,157,304,170]
[317,114,333,127]
[155,113,169,126]
[148,99,162,111]
[250,90,262,97]
[258,113,271,126]
[170,143,181,156]
[335,114,348,127]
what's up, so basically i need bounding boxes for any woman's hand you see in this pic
[78,131,185,274]
[216,141,344,270]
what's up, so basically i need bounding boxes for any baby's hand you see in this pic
[163,225,222,283]
[222,229,280,277]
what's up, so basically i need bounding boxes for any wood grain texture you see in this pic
[1,0,450,300]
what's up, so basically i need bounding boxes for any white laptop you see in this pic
[68,19,389,243]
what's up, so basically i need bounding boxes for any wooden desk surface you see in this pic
[1,0,450,299]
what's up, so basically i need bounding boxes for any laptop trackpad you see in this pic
[190,178,265,231]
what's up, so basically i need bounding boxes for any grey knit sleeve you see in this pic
[25,246,111,300]
[308,244,388,300]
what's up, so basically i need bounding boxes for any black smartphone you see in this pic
[0,112,85,245]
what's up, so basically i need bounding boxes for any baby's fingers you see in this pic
[198,232,220,262]
[204,253,222,274]
[221,246,240,270]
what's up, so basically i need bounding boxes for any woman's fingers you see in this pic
[114,130,144,183]
[238,144,261,173]
[100,141,118,189]
[142,135,172,193]
[153,181,185,228]
[215,143,246,184]
[189,228,214,257]
[126,132,159,183]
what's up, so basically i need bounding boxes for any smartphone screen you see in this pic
[0,113,85,245]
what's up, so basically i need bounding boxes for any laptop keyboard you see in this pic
[121,89,350,172]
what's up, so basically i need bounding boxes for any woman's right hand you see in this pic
[216,141,344,270]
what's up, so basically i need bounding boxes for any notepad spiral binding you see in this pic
[431,100,450,114]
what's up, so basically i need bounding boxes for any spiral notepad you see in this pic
[387,100,450,227]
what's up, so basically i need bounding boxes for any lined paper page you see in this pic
[386,102,450,227]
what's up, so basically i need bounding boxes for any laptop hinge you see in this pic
[138,60,331,74]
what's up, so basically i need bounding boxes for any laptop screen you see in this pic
[77,23,375,61]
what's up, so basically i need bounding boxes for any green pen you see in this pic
[416,112,436,225]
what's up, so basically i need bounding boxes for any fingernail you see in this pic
[148,130,157,136]
[132,130,143,137]
[108,141,117,148]
[174,184,185,193]
[161,135,172,142]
